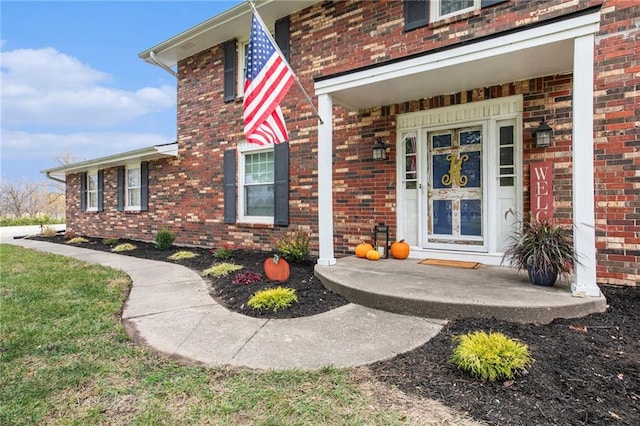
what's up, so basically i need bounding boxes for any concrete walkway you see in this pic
[2,229,445,370]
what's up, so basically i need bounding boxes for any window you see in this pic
[126,165,141,210]
[432,0,475,21]
[404,0,507,29]
[87,170,99,211]
[80,169,102,212]
[240,148,275,221]
[224,143,289,225]
[237,40,249,98]
[117,162,148,212]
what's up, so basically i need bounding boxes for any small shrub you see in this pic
[202,263,243,277]
[168,251,198,261]
[66,237,88,244]
[232,271,263,285]
[112,243,137,252]
[40,225,59,237]
[154,228,175,251]
[450,331,533,382]
[64,230,78,239]
[211,245,234,261]
[102,238,119,245]
[277,228,310,262]
[248,287,297,312]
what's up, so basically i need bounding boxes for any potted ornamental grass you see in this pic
[502,215,576,287]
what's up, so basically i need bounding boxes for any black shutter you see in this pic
[116,166,124,211]
[273,142,289,226]
[481,0,508,7]
[404,0,429,31]
[223,39,237,102]
[223,150,237,223]
[97,169,104,212]
[140,161,149,212]
[275,17,290,62]
[80,172,87,212]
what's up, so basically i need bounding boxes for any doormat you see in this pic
[419,258,482,269]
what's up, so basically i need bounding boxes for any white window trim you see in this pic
[125,163,142,211]
[430,0,478,22]
[237,142,274,225]
[237,38,249,98]
[86,169,99,212]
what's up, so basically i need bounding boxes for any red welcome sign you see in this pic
[530,161,553,221]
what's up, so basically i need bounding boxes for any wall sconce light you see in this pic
[372,137,387,160]
[533,119,553,148]
[373,223,390,258]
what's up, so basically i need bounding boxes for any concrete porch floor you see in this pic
[315,256,608,324]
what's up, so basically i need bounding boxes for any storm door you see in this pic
[426,126,484,248]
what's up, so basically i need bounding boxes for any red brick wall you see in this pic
[67,0,638,285]
[593,1,640,286]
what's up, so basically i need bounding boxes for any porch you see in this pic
[315,256,607,324]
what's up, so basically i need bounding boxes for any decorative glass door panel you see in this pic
[427,127,483,246]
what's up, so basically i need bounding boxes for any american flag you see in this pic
[243,14,294,146]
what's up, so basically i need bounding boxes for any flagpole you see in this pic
[247,0,324,124]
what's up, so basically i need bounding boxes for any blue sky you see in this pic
[1,0,243,183]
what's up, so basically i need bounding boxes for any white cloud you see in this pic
[1,47,175,127]
[1,129,174,164]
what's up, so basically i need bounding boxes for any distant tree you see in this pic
[0,152,76,219]
[0,179,55,217]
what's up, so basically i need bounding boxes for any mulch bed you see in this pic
[26,234,640,425]
[30,234,349,319]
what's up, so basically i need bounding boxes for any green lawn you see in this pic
[0,244,410,425]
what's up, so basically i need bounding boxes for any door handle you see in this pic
[504,208,515,220]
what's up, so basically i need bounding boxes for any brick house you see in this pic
[45,0,639,296]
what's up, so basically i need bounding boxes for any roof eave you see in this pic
[42,143,179,181]
[138,0,319,68]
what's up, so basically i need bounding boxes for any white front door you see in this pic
[396,95,522,261]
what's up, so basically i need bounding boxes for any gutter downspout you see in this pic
[45,171,66,184]
[150,51,178,78]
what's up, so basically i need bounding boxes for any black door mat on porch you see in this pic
[419,259,482,269]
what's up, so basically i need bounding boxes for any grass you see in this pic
[0,244,411,425]
[0,215,65,227]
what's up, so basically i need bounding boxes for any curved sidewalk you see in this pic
[4,237,445,370]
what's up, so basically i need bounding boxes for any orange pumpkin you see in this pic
[264,255,290,282]
[390,240,410,260]
[355,242,374,258]
[366,249,381,261]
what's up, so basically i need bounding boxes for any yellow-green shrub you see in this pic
[248,287,297,312]
[202,263,243,277]
[112,243,136,252]
[66,237,88,244]
[168,251,198,261]
[450,331,533,381]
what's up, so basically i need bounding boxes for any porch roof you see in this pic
[314,8,601,110]
[42,142,178,182]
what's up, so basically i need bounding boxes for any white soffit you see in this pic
[315,11,601,110]
[42,143,178,180]
[139,0,318,68]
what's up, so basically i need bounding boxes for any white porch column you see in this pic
[572,34,600,297]
[317,94,336,266]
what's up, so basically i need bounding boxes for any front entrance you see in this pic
[397,96,523,263]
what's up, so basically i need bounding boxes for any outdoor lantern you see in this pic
[373,222,390,258]
[533,119,553,148]
[372,137,387,160]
